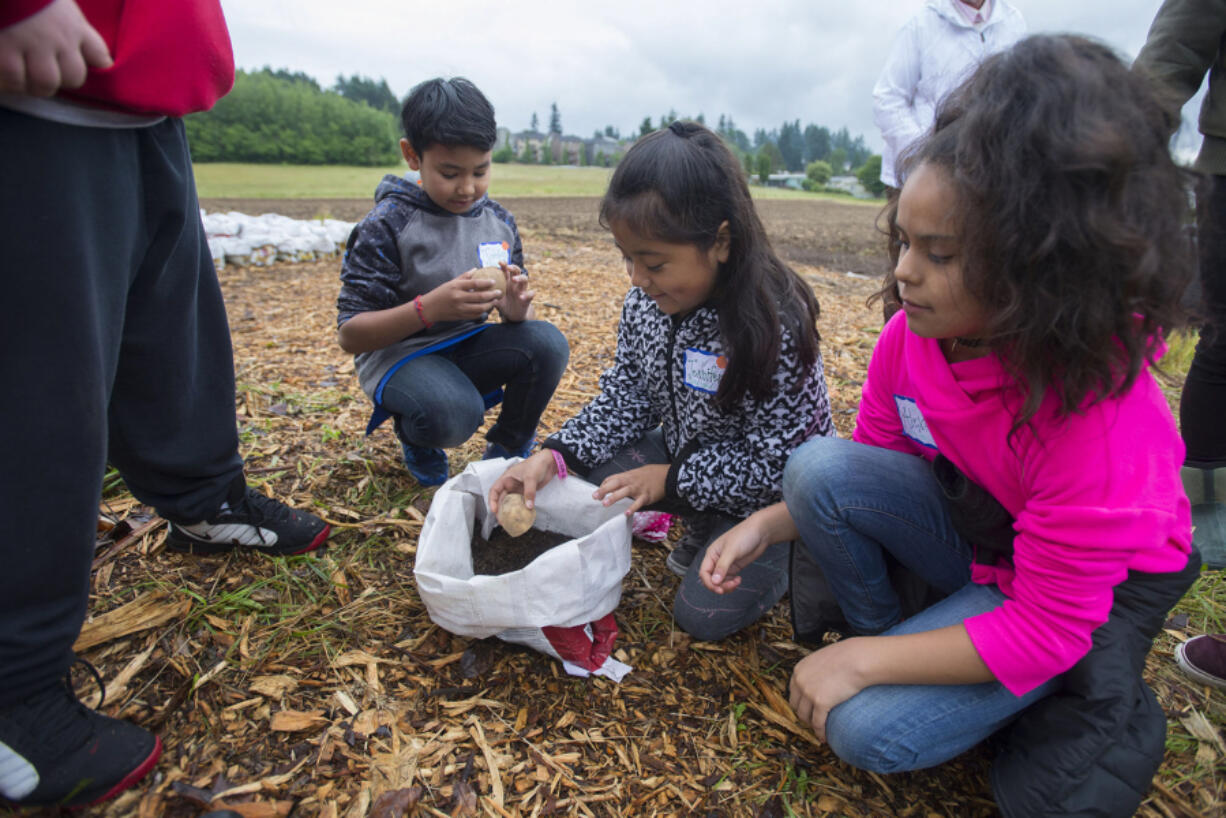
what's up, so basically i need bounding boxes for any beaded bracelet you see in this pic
[550,449,568,480]
[414,295,432,329]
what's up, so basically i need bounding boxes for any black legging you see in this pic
[1184,175,1226,467]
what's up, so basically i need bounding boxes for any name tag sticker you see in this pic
[683,348,726,394]
[894,395,937,449]
[478,241,510,269]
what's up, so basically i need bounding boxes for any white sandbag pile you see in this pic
[201,210,355,271]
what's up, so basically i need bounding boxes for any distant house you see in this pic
[828,175,873,199]
[502,128,629,166]
[549,133,587,165]
[510,129,548,160]
[586,134,624,166]
[765,172,806,190]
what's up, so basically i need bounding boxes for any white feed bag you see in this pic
[415,458,634,681]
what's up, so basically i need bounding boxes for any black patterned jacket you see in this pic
[545,287,835,519]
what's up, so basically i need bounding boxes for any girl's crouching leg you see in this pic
[824,675,1048,774]
[672,537,789,642]
[782,437,973,634]
[823,584,1057,774]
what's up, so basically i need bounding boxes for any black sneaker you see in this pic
[666,514,715,578]
[166,486,330,555]
[0,679,161,808]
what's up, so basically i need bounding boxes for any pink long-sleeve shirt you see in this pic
[854,313,1192,695]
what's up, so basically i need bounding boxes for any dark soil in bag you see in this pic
[471,526,572,575]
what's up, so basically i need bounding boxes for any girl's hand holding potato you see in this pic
[488,450,559,516]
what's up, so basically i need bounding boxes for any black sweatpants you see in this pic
[0,109,244,705]
[1185,174,1226,466]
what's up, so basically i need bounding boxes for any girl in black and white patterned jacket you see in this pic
[490,121,836,641]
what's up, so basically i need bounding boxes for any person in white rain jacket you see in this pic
[872,0,1026,191]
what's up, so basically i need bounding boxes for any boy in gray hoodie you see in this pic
[337,77,568,485]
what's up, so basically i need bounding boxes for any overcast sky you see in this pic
[219,0,1201,156]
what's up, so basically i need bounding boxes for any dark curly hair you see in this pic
[599,120,821,409]
[875,35,1194,433]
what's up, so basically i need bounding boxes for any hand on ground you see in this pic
[789,639,870,742]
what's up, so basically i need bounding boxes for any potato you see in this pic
[496,493,535,537]
[472,268,506,297]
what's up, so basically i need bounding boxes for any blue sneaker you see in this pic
[401,441,449,486]
[482,439,536,460]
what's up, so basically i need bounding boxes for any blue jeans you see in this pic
[826,583,1058,772]
[783,437,1058,771]
[587,429,790,642]
[784,437,974,634]
[380,321,568,451]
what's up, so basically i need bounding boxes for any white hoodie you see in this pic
[872,0,1026,188]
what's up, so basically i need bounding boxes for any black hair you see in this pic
[876,35,1193,432]
[600,120,821,409]
[400,77,497,155]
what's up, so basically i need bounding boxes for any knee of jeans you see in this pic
[530,321,570,370]
[672,598,740,643]
[673,612,736,642]
[825,698,917,774]
[783,437,845,514]
[401,401,484,448]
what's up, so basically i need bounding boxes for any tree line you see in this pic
[505,104,882,195]
[185,68,401,165]
[186,68,884,195]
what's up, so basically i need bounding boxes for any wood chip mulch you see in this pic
[52,203,1224,818]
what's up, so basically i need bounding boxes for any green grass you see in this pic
[1162,329,1199,374]
[192,161,882,204]
[193,162,615,198]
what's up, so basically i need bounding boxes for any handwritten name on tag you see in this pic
[684,348,726,394]
[894,395,936,449]
[478,240,510,269]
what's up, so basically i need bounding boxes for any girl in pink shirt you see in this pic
[701,35,1198,816]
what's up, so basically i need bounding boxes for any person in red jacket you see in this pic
[0,0,330,808]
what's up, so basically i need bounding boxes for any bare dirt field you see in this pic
[200,196,892,281]
[67,198,1221,818]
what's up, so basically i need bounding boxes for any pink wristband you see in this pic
[414,295,432,328]
[550,449,568,480]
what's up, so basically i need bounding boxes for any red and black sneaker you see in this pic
[165,485,330,556]
[0,679,161,808]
